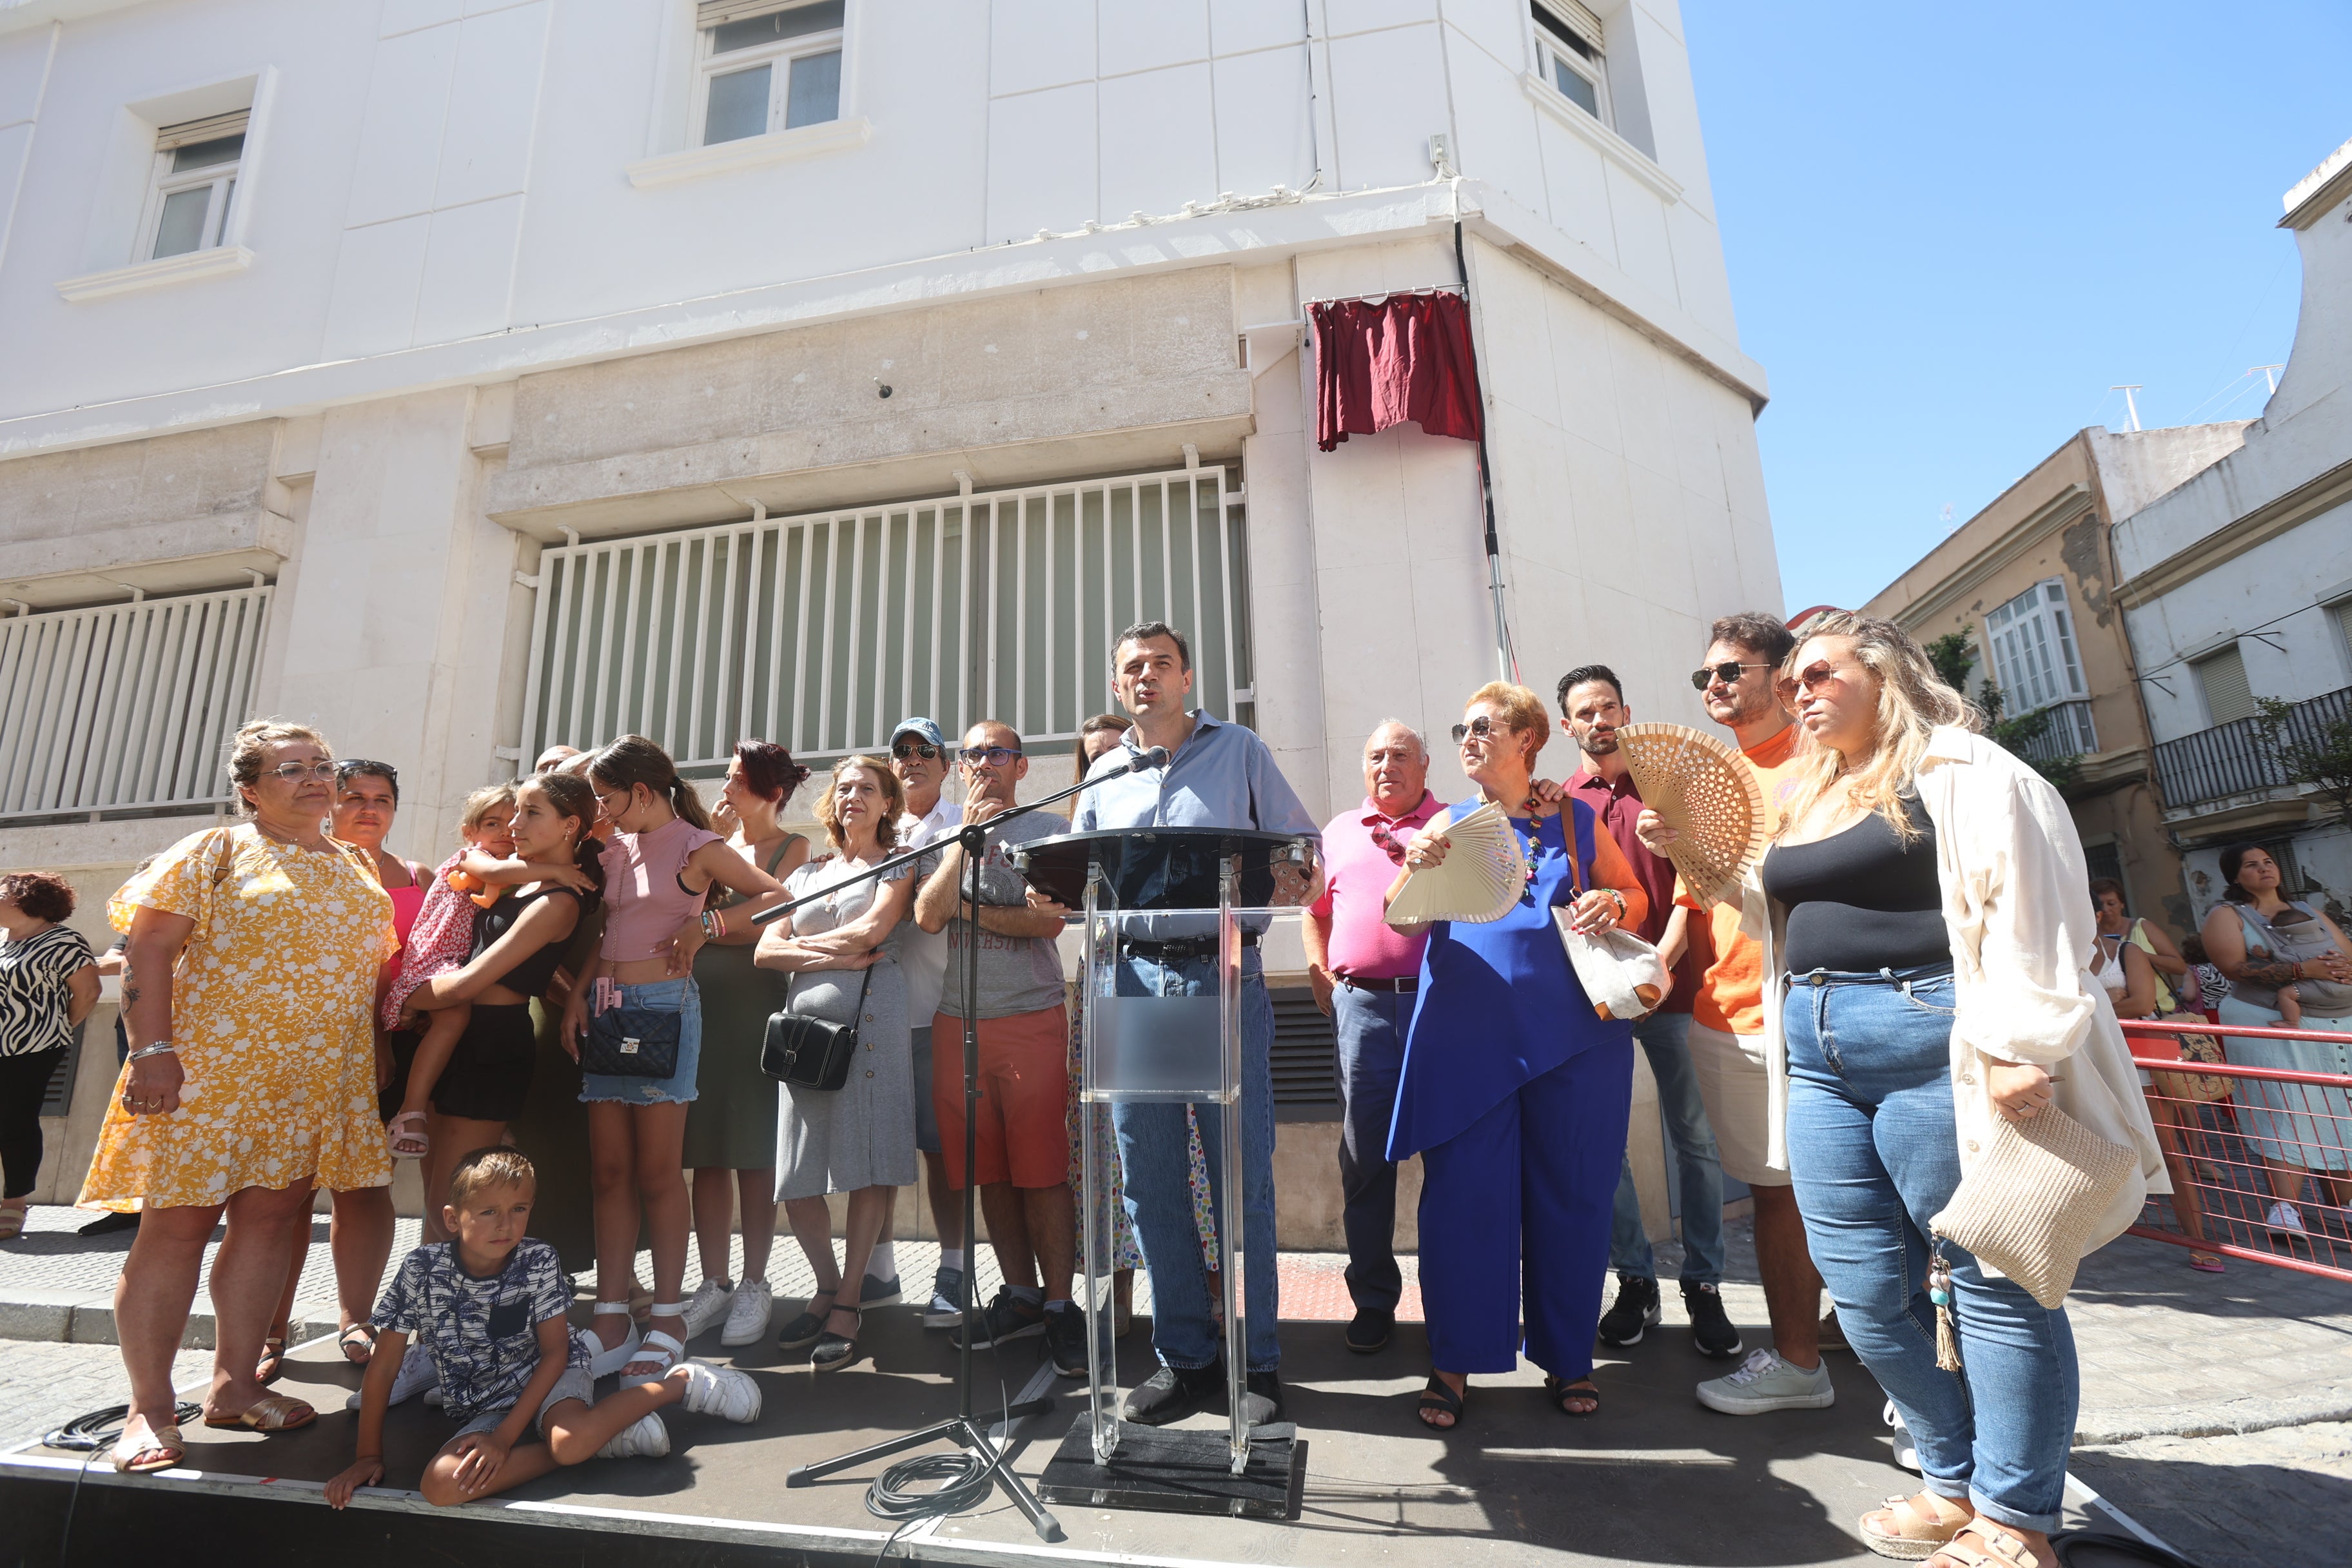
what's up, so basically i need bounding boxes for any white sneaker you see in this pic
[1696,1348,1836,1415]
[671,1359,763,1422]
[345,1342,441,1411]
[720,1280,773,1347]
[598,1411,671,1460]
[1884,1399,1919,1472]
[2267,1200,2308,1237]
[680,1279,733,1340]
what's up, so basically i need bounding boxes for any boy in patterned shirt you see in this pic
[327,1148,761,1509]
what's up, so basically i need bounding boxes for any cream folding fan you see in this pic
[1383,801,1526,926]
[1614,723,1768,909]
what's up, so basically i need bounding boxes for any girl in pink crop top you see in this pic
[600,817,723,963]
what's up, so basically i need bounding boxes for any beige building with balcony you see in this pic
[1863,424,2251,935]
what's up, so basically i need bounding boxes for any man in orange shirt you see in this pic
[1663,614,1832,1416]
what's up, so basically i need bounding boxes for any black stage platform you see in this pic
[1,1306,2133,1567]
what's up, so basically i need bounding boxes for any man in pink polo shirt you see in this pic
[1303,720,1441,1355]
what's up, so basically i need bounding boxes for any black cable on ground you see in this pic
[44,1400,204,1564]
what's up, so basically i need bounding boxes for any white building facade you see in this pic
[0,0,1779,1221]
[2112,136,2352,921]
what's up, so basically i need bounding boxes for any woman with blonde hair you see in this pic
[1387,681,1649,1429]
[757,756,915,1371]
[1649,612,2164,1568]
[82,720,396,1470]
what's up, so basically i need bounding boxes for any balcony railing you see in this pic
[2009,698,2097,767]
[2153,684,2352,811]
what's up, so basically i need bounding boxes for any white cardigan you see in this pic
[1747,726,2169,1257]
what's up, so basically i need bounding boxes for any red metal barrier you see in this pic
[2119,1017,2352,1283]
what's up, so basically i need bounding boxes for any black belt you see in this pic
[1338,974,1418,994]
[1121,934,1260,962]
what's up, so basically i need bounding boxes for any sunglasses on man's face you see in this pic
[1449,715,1512,745]
[1776,660,1857,702]
[1690,661,1772,692]
[959,745,1023,769]
[891,742,942,761]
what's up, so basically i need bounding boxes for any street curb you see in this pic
[0,1290,335,1351]
[2073,1388,2352,1446]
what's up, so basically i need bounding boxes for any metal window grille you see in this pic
[41,1019,88,1117]
[518,466,1253,771]
[1268,986,1339,1121]
[0,585,272,822]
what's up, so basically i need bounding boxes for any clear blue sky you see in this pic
[1683,0,2352,614]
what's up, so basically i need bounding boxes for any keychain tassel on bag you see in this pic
[1927,1245,1962,1373]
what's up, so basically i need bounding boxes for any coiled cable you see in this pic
[44,1400,203,1563]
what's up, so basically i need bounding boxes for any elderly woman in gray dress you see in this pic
[755,756,915,1372]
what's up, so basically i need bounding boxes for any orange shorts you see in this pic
[930,1004,1070,1190]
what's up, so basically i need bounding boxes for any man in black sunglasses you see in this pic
[886,717,965,1326]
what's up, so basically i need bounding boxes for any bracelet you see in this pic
[1605,888,1627,918]
[127,1042,177,1063]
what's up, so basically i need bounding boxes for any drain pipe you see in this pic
[1451,202,1518,685]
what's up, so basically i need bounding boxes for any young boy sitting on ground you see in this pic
[326,1148,761,1510]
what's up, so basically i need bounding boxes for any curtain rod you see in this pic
[1299,282,1466,309]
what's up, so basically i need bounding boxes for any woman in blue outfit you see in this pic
[1387,681,1649,1429]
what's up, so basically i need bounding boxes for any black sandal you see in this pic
[811,1306,864,1373]
[256,1331,288,1386]
[776,1289,838,1352]
[337,1324,378,1366]
[1544,1375,1600,1417]
[1415,1375,1465,1430]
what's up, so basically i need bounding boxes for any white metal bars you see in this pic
[518,467,1250,770]
[0,585,272,821]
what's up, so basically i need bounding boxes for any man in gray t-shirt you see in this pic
[914,720,1081,1369]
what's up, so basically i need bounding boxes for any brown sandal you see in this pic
[110,1419,185,1474]
[1860,1491,1972,1560]
[203,1393,316,1432]
[1927,1520,2043,1568]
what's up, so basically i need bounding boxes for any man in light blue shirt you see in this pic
[1053,622,1318,1427]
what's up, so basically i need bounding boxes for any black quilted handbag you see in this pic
[581,1004,682,1078]
[761,967,874,1092]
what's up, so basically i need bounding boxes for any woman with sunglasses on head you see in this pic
[560,736,788,1380]
[79,721,398,1471]
[1657,613,2163,1568]
[1386,683,1648,1430]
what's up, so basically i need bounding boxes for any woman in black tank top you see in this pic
[400,776,603,1231]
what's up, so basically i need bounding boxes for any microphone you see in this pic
[1097,745,1169,780]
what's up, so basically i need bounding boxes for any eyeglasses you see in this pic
[958,745,1024,768]
[596,787,633,812]
[1449,716,1512,745]
[891,741,942,761]
[262,761,338,783]
[1690,661,1772,691]
[1776,660,1859,701]
[1368,821,1409,865]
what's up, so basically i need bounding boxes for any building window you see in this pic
[2193,642,2259,727]
[518,466,1253,771]
[1984,578,2087,715]
[1531,1,1608,122]
[696,0,843,146]
[2331,597,2352,672]
[142,112,246,260]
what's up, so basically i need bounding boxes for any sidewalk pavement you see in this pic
[5,1205,2347,1565]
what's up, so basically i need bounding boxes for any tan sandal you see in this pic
[110,1419,185,1474]
[1927,1520,2043,1568]
[203,1393,317,1432]
[1861,1491,1972,1559]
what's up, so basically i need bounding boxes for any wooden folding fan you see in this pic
[1614,723,1768,909]
[1383,801,1527,926]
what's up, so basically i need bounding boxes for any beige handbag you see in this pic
[1928,1101,2135,1347]
[1551,848,1669,1021]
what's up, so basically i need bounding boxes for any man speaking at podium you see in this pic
[1055,621,1320,1427]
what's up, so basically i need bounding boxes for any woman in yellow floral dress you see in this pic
[81,720,395,1473]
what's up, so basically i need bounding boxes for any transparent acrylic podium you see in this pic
[1012,827,1315,1499]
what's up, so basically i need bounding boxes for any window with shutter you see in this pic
[2193,643,2259,727]
[695,0,843,145]
[2332,599,2352,668]
[142,110,248,261]
[1530,1,1609,124]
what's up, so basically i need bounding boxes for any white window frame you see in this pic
[1530,1,1610,126]
[1983,577,2088,716]
[137,112,248,263]
[692,1,845,148]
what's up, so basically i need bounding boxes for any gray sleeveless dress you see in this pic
[774,853,917,1200]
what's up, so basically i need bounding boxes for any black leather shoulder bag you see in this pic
[761,965,874,1092]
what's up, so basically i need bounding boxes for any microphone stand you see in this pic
[776,750,1156,1542]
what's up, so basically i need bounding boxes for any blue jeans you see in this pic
[1110,951,1280,1371]
[1784,964,2077,1535]
[1333,983,1407,1313]
[1606,1010,1725,1284]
